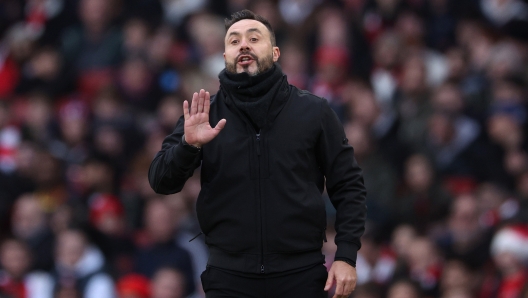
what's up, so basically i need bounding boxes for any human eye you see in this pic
[231,39,239,44]
[250,37,258,42]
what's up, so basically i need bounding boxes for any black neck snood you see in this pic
[219,63,287,129]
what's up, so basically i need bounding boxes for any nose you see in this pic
[239,38,250,51]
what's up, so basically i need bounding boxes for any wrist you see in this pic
[334,258,356,268]
[182,134,201,151]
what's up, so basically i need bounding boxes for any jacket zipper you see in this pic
[256,130,264,274]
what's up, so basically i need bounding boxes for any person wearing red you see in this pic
[480,225,528,298]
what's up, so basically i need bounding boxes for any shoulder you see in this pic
[289,85,327,106]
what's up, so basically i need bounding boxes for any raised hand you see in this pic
[183,89,226,147]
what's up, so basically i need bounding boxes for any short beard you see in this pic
[226,52,275,76]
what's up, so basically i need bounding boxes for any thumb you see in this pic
[324,268,334,291]
[214,119,227,131]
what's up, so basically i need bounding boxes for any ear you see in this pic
[223,52,226,60]
[272,47,280,62]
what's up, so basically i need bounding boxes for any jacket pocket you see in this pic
[265,181,327,253]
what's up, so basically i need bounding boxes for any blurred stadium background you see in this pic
[0,0,528,297]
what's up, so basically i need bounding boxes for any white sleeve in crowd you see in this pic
[25,272,54,298]
[84,274,117,298]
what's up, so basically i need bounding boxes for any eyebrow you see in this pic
[227,28,263,38]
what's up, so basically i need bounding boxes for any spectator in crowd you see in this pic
[439,260,478,296]
[344,80,407,173]
[156,95,184,135]
[394,154,452,231]
[403,237,443,296]
[390,224,417,267]
[479,225,528,297]
[386,279,423,298]
[370,31,403,106]
[0,238,54,298]
[345,120,397,227]
[77,156,118,204]
[425,82,482,177]
[61,0,122,98]
[54,99,91,171]
[117,56,157,112]
[395,54,432,149]
[11,194,55,271]
[279,42,310,90]
[351,282,383,298]
[134,199,195,296]
[0,101,26,231]
[19,92,54,146]
[434,194,493,269]
[309,7,353,119]
[355,226,396,285]
[186,13,226,81]
[52,229,116,298]
[16,46,66,97]
[122,18,150,59]
[476,182,519,228]
[65,0,121,68]
[440,288,473,298]
[150,267,188,298]
[87,193,136,277]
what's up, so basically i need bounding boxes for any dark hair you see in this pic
[225,9,276,46]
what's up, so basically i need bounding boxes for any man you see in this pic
[149,9,367,298]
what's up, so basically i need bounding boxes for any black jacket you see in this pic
[148,83,367,274]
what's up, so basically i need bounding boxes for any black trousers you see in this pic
[200,264,328,298]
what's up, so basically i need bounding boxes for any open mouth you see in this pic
[237,55,256,66]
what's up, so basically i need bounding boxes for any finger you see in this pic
[349,278,357,294]
[342,280,353,297]
[198,89,205,113]
[190,92,198,115]
[203,91,211,115]
[183,100,189,120]
[214,119,226,132]
[333,278,344,298]
[324,270,334,291]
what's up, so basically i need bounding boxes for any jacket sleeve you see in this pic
[148,115,202,194]
[315,99,367,266]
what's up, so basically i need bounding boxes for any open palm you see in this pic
[183,89,226,147]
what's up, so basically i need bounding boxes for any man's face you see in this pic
[224,19,280,76]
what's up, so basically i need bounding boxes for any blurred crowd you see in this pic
[0,0,527,297]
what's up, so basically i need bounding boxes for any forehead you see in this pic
[225,19,270,38]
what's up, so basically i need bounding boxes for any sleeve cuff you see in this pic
[334,258,356,268]
[334,242,359,267]
[168,142,201,166]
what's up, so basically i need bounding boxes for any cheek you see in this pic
[224,50,236,60]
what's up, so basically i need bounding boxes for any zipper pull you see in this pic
[256,133,261,156]
[261,265,265,273]
[189,232,203,242]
